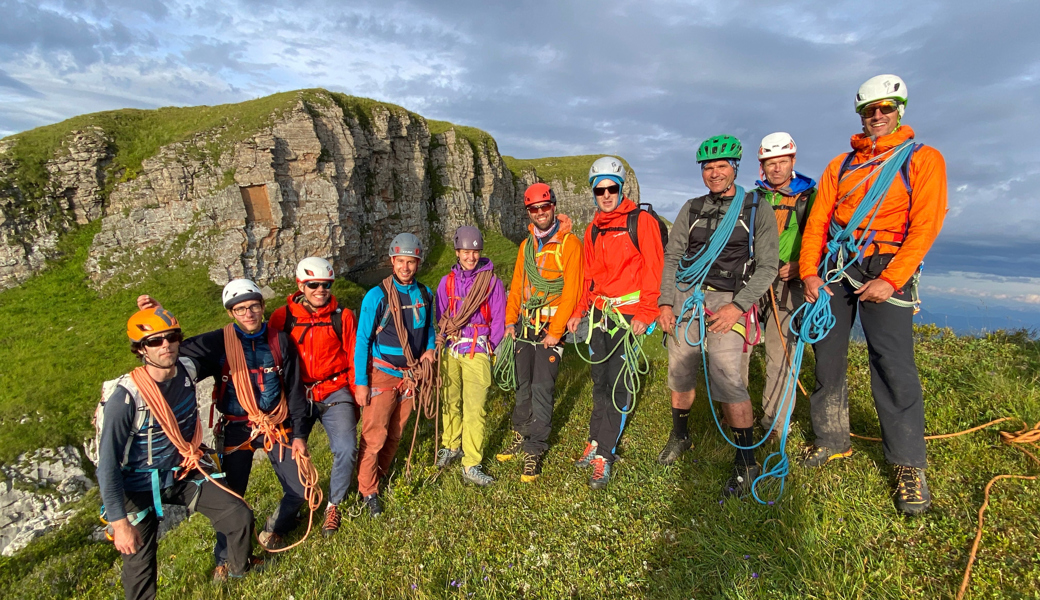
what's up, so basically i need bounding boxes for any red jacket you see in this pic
[269,293,357,402]
[573,197,664,325]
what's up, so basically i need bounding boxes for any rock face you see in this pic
[0,446,94,556]
[0,90,640,291]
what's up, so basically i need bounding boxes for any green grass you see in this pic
[502,155,634,190]
[426,120,499,154]
[418,229,519,290]
[1,231,1038,598]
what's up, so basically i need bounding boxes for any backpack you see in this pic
[281,307,344,344]
[769,189,813,235]
[589,202,670,251]
[86,357,199,467]
[683,191,760,292]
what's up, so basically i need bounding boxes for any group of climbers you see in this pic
[94,73,946,599]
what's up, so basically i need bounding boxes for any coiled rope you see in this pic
[571,298,654,414]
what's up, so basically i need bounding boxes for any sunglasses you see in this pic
[593,184,620,197]
[527,203,554,214]
[858,99,900,118]
[231,303,264,316]
[305,281,332,290]
[142,331,183,348]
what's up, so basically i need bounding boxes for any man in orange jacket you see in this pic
[496,183,583,483]
[800,74,947,515]
[567,157,664,490]
[268,257,358,536]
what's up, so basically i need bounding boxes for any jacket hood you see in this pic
[592,197,636,227]
[851,125,915,155]
[286,291,341,319]
[755,171,816,196]
[527,213,574,241]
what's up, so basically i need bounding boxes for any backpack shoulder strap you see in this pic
[281,309,297,335]
[686,196,708,231]
[375,283,393,334]
[794,189,813,234]
[837,150,857,182]
[589,224,601,246]
[267,325,284,370]
[899,142,923,197]
[746,191,759,260]
[177,357,199,383]
[627,208,642,251]
[332,308,343,340]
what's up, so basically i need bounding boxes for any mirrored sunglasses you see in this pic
[858,100,900,118]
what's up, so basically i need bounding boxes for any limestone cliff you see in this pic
[0,89,638,290]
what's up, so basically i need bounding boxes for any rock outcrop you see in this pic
[0,89,639,291]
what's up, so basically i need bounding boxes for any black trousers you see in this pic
[588,309,633,464]
[121,474,253,600]
[512,327,563,456]
[214,420,306,564]
[810,271,927,468]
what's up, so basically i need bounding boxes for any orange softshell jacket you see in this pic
[505,214,585,339]
[573,197,664,325]
[799,125,948,289]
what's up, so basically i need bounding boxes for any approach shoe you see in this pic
[801,445,853,468]
[521,453,543,483]
[894,465,932,515]
[589,456,612,490]
[257,530,284,551]
[212,564,229,583]
[657,432,692,465]
[574,441,599,468]
[364,493,383,517]
[721,463,762,499]
[496,431,526,462]
[322,504,340,537]
[462,464,495,487]
[436,447,464,468]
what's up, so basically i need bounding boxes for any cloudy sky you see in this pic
[2,0,1038,315]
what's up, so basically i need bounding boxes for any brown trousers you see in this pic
[357,369,414,497]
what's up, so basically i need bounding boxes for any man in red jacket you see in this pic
[268,257,358,536]
[567,156,664,490]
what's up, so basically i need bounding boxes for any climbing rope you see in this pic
[571,297,654,414]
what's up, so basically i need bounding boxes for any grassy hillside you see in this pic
[502,155,634,190]
[1,232,1038,599]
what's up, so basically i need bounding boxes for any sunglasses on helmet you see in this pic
[858,99,900,118]
[142,331,183,348]
[593,184,620,197]
[304,281,332,290]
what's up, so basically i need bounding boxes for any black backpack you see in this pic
[589,202,669,251]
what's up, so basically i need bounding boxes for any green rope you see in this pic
[570,301,653,415]
[492,333,540,392]
[520,234,564,317]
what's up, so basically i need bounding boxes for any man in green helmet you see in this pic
[657,135,779,499]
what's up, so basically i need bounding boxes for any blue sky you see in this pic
[1,0,1038,316]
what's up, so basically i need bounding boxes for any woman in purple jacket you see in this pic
[435,226,507,486]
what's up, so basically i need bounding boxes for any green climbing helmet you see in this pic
[696,135,743,163]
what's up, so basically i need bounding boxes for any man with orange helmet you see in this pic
[799,74,947,515]
[268,257,359,536]
[496,182,583,483]
[95,307,255,599]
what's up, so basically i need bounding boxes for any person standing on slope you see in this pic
[567,157,664,490]
[433,226,507,486]
[137,280,310,572]
[268,257,359,537]
[354,233,436,516]
[655,136,779,499]
[497,183,584,483]
[96,307,255,600]
[799,75,947,516]
[754,133,817,438]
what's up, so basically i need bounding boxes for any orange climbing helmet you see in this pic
[524,182,556,207]
[127,307,181,342]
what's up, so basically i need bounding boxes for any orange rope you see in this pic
[222,323,323,553]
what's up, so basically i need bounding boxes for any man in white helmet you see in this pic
[754,133,817,439]
[353,233,436,516]
[799,74,947,515]
[269,257,359,536]
[137,279,311,576]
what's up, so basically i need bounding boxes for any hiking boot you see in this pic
[212,564,229,583]
[589,456,612,490]
[521,453,543,483]
[657,432,692,465]
[574,441,599,469]
[893,465,932,515]
[322,504,340,537]
[436,447,464,468]
[257,530,284,551]
[364,493,383,517]
[496,431,525,462]
[461,464,495,487]
[801,445,853,468]
[722,463,762,499]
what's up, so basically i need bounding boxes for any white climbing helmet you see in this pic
[295,257,334,282]
[588,156,626,184]
[855,74,908,116]
[222,278,263,309]
[389,232,423,261]
[758,132,797,161]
